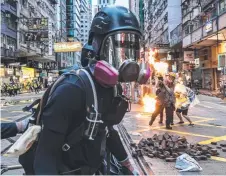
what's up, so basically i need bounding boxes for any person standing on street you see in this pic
[175,87,194,126]
[18,6,148,175]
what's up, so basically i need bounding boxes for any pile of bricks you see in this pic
[130,133,226,162]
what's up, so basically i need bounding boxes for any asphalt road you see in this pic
[123,95,226,175]
[1,93,226,175]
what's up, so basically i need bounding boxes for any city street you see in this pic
[1,93,226,175]
[123,95,226,175]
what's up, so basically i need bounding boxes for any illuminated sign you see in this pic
[21,67,35,78]
[54,42,82,52]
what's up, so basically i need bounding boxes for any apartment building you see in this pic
[97,0,115,11]
[80,0,92,45]
[182,0,226,90]
[144,0,181,63]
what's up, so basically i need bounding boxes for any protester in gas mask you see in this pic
[19,6,150,175]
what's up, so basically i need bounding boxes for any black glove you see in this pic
[22,106,30,112]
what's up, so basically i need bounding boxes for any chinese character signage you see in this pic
[28,18,48,30]
[54,42,82,52]
[25,31,48,41]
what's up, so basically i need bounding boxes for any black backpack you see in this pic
[19,68,130,175]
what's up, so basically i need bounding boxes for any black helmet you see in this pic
[89,6,142,69]
[89,6,141,39]
[81,43,96,67]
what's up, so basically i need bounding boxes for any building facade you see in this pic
[80,0,92,45]
[129,0,140,23]
[144,0,182,64]
[97,0,115,11]
[1,0,58,83]
[182,0,226,90]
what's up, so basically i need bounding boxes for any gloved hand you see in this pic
[22,106,30,112]
[16,118,29,133]
[120,158,139,176]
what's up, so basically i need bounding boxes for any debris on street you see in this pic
[131,133,224,162]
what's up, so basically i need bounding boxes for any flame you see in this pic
[142,94,156,113]
[153,62,169,76]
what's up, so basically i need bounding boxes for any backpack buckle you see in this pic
[62,143,70,151]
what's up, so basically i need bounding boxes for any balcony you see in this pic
[200,0,214,10]
[1,2,17,16]
[1,47,15,58]
[20,6,30,18]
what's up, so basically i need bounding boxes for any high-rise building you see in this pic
[97,0,115,11]
[144,0,182,59]
[181,0,226,90]
[129,0,139,23]
[0,0,58,83]
[1,0,17,65]
[63,0,81,67]
[80,0,92,45]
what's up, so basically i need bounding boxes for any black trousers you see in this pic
[151,104,164,120]
[165,105,175,127]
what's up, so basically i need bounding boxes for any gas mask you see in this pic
[96,31,151,85]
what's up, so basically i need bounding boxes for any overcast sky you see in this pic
[92,0,129,8]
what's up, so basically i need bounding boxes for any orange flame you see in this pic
[153,62,169,76]
[142,94,156,113]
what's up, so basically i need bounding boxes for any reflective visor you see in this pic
[100,32,141,69]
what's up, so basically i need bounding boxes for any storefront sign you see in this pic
[54,42,82,52]
[184,51,195,62]
[218,54,226,67]
[21,67,35,79]
[205,21,213,33]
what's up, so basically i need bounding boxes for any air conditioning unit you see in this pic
[6,45,10,49]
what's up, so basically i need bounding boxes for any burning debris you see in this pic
[130,133,226,162]
[142,95,156,113]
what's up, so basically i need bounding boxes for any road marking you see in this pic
[157,128,214,138]
[135,119,215,133]
[190,116,215,120]
[198,135,226,145]
[211,156,226,162]
[0,118,13,122]
[194,123,226,129]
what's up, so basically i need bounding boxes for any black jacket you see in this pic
[31,71,127,175]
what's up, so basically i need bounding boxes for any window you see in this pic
[219,0,226,13]
[1,12,5,24]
